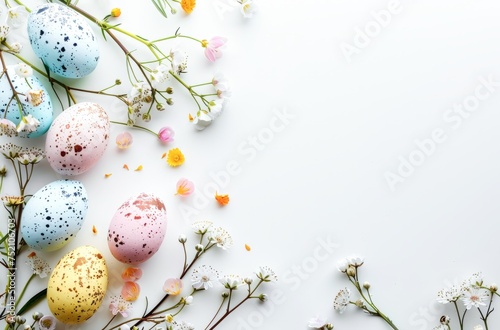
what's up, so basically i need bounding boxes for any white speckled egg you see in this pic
[27,3,99,78]
[0,65,53,138]
[45,102,110,175]
[108,193,167,264]
[48,245,108,324]
[21,179,88,252]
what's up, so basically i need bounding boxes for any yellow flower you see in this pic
[167,148,185,167]
[181,0,196,14]
[111,8,121,17]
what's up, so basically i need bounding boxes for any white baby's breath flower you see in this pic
[461,287,489,310]
[7,6,28,29]
[150,64,169,88]
[333,287,350,313]
[16,115,40,133]
[208,99,224,120]
[15,63,32,77]
[463,272,483,288]
[255,266,278,282]
[192,111,213,130]
[0,119,18,137]
[337,258,349,273]
[308,315,327,328]
[240,0,258,18]
[347,255,364,267]
[26,252,51,278]
[191,265,219,290]
[171,320,194,330]
[191,220,213,234]
[170,46,188,75]
[219,274,244,290]
[437,284,464,304]
[9,41,22,53]
[0,25,10,41]
[207,226,233,250]
[25,89,44,106]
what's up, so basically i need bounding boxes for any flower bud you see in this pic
[115,79,122,85]
[490,283,498,292]
[15,316,26,324]
[32,312,43,321]
[363,281,371,290]
[346,266,356,277]
[244,277,253,285]
[143,95,153,103]
[325,324,334,330]
[126,118,135,126]
[354,299,365,308]
[23,325,31,330]
[156,103,166,111]
[195,244,204,252]
[258,294,268,302]
[142,113,151,122]
[222,291,229,298]
[10,42,22,53]
[440,315,450,325]
[178,234,187,243]
[5,315,15,324]
[171,8,177,14]
[167,98,174,105]
[166,87,174,94]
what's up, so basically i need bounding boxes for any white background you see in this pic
[2,0,500,329]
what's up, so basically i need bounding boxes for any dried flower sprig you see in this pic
[333,256,399,329]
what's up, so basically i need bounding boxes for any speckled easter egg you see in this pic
[21,180,88,252]
[0,65,53,138]
[108,193,167,264]
[27,3,99,78]
[47,245,108,324]
[45,102,110,175]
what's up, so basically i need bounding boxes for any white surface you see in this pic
[2,0,500,329]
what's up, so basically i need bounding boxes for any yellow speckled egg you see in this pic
[47,245,108,324]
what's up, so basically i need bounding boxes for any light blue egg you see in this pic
[27,3,99,79]
[21,180,88,252]
[0,65,53,138]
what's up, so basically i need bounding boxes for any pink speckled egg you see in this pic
[45,102,110,175]
[108,193,167,264]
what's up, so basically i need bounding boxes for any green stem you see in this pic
[14,274,35,308]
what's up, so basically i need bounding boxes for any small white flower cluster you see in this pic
[191,220,234,250]
[436,272,491,309]
[126,81,153,123]
[191,73,231,130]
[307,315,334,330]
[191,265,277,291]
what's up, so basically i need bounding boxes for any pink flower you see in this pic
[175,178,195,196]
[163,278,183,295]
[116,131,133,149]
[158,126,175,143]
[109,295,132,317]
[203,37,227,62]
[121,267,142,282]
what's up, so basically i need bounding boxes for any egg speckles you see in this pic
[108,193,167,264]
[21,180,88,252]
[0,65,53,138]
[27,3,99,78]
[48,245,108,324]
[45,102,110,175]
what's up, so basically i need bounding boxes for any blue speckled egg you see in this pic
[0,65,53,138]
[21,179,88,252]
[108,193,167,264]
[27,3,99,78]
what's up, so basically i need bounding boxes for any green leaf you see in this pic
[18,288,47,315]
[151,0,168,18]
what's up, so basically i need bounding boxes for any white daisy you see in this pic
[219,274,244,290]
[207,226,233,250]
[347,255,364,267]
[191,265,219,290]
[191,220,213,234]
[255,266,278,282]
[461,287,489,310]
[437,284,463,304]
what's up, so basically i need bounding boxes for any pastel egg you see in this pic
[108,193,167,264]
[27,3,99,78]
[0,65,53,138]
[21,180,88,251]
[47,245,108,324]
[45,102,110,175]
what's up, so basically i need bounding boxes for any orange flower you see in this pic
[167,148,185,167]
[181,0,196,14]
[121,267,143,282]
[121,281,140,301]
[215,192,230,206]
